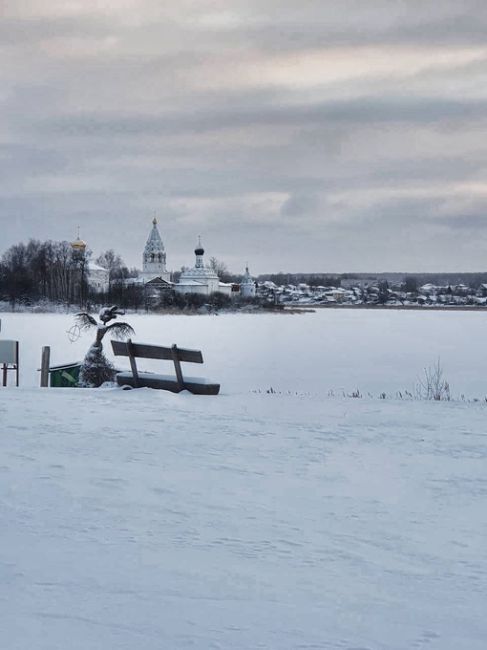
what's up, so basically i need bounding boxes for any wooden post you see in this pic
[40,346,50,388]
[15,341,19,387]
[2,363,6,387]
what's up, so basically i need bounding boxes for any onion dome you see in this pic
[195,236,204,256]
[71,228,87,251]
[179,237,218,280]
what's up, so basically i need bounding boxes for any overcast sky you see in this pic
[1,0,487,274]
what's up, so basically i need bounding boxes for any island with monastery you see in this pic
[66,219,487,312]
[2,218,487,312]
[69,217,257,311]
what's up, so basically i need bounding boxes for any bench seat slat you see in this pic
[116,371,220,395]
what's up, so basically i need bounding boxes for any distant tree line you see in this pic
[154,290,232,311]
[0,239,135,309]
[0,239,82,307]
[258,273,342,287]
[93,284,234,313]
[257,272,487,290]
[401,273,487,290]
[0,238,237,312]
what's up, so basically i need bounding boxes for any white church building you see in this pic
[87,262,110,293]
[175,239,233,297]
[122,218,254,299]
[71,219,253,298]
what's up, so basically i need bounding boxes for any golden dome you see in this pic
[71,237,87,251]
[71,226,87,251]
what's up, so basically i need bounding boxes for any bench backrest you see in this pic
[111,339,203,389]
[111,340,203,363]
[0,340,19,364]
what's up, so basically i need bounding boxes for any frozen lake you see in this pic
[2,308,487,398]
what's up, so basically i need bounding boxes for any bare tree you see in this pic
[209,257,231,282]
[96,249,126,281]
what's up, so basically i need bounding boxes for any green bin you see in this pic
[49,362,82,387]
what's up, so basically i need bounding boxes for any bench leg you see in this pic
[127,339,140,388]
[171,345,184,391]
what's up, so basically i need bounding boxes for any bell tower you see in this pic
[142,217,170,281]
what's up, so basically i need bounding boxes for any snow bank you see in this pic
[1,388,486,649]
[1,309,486,648]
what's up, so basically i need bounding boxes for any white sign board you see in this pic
[0,340,19,364]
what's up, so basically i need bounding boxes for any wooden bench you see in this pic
[111,339,220,395]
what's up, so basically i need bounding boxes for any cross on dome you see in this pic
[195,235,205,257]
[71,225,87,251]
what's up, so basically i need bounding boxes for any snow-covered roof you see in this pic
[88,262,108,272]
[145,277,174,286]
[180,266,219,281]
[177,279,206,287]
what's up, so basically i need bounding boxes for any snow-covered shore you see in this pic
[1,310,487,648]
[1,388,486,649]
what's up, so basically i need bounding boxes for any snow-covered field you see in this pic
[1,310,487,649]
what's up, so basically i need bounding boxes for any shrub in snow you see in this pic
[76,305,134,388]
[416,358,451,401]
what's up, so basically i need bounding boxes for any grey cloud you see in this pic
[31,96,487,140]
[240,14,487,51]
[2,1,487,272]
[194,0,487,50]
[435,214,487,230]
[280,193,323,218]
[0,15,114,47]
